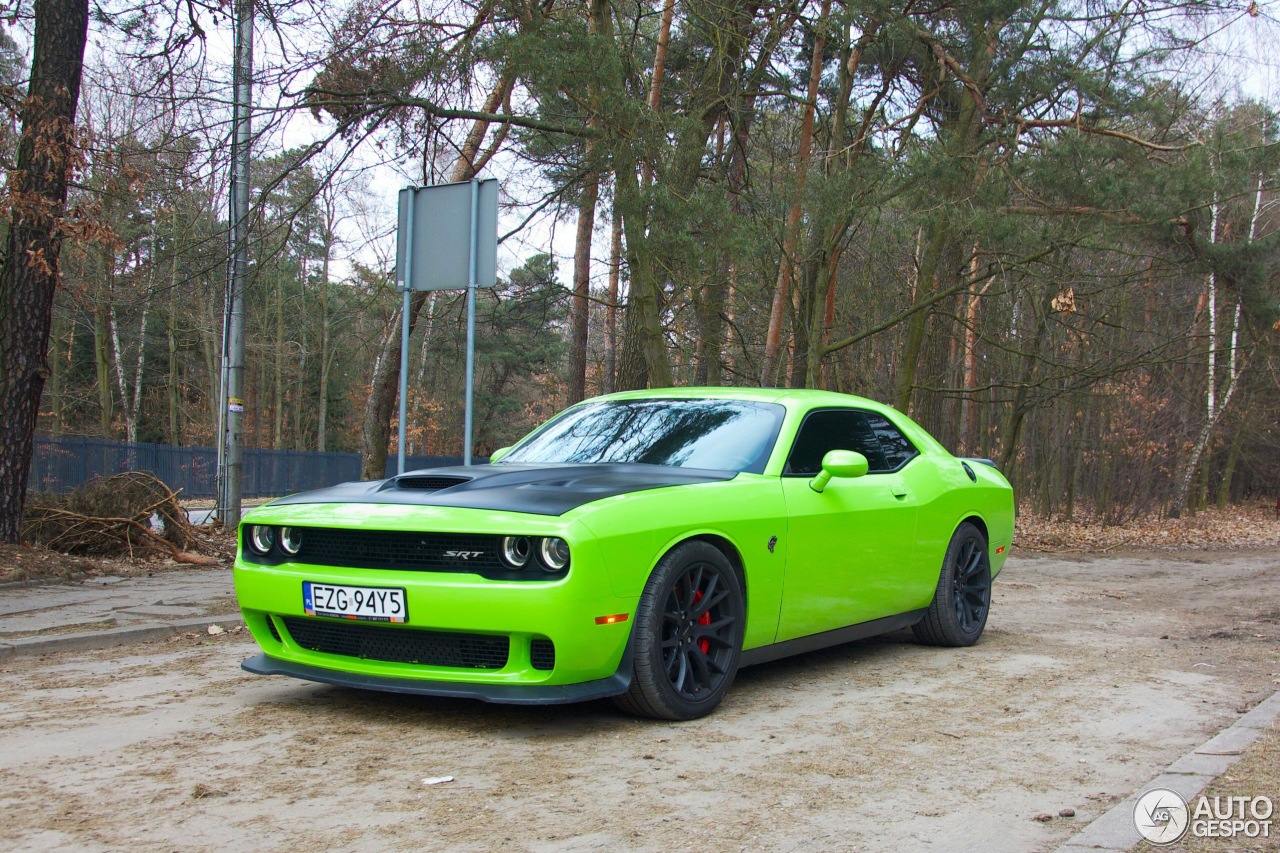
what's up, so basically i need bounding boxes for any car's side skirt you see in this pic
[739,609,927,668]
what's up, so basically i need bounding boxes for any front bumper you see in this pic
[234,556,638,696]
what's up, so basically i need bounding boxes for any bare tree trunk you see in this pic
[317,230,333,452]
[648,0,675,112]
[603,212,622,394]
[201,296,220,439]
[111,237,152,448]
[167,243,181,444]
[1169,177,1257,517]
[94,272,114,435]
[695,117,729,387]
[1169,304,1244,516]
[414,292,436,387]
[1216,422,1243,509]
[273,273,285,449]
[759,0,830,387]
[999,295,1051,470]
[639,0,676,187]
[816,250,840,389]
[789,261,819,388]
[614,159,672,390]
[568,175,598,403]
[959,248,989,453]
[0,0,89,541]
[110,304,149,445]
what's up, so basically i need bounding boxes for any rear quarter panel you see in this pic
[905,455,1015,598]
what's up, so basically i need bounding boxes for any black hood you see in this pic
[267,463,738,516]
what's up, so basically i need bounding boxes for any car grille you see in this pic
[291,528,505,573]
[266,616,282,642]
[281,617,509,669]
[530,638,555,671]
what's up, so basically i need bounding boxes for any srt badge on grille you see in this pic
[443,550,484,560]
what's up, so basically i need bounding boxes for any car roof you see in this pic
[586,386,895,414]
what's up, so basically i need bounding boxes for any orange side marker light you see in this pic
[594,614,629,625]
[995,546,1005,554]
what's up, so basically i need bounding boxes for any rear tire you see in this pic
[613,541,744,721]
[913,522,991,647]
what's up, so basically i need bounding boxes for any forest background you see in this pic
[3,0,1280,531]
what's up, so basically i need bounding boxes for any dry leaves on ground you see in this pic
[1015,502,1280,553]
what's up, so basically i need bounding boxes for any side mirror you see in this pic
[490,446,513,463]
[809,450,869,493]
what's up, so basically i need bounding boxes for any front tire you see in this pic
[913,522,991,647]
[613,541,745,721]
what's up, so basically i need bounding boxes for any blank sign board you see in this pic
[396,179,499,291]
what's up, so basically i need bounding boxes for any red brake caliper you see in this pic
[692,589,711,654]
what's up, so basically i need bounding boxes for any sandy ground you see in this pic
[0,550,1277,853]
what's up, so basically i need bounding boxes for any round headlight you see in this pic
[279,527,303,556]
[538,537,570,572]
[248,525,275,555]
[501,536,531,568]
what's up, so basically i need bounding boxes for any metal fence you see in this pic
[27,436,465,498]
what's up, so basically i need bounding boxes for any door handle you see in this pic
[890,483,909,499]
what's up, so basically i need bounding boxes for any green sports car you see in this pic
[236,388,1014,720]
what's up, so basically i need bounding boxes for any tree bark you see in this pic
[167,226,181,444]
[959,248,989,453]
[567,175,598,403]
[1216,420,1243,509]
[0,0,90,542]
[273,268,285,449]
[613,157,671,390]
[317,222,333,452]
[603,212,622,394]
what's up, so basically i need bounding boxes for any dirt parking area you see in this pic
[1,550,1277,852]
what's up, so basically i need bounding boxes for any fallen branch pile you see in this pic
[24,472,230,563]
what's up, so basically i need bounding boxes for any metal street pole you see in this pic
[397,196,416,476]
[221,0,252,527]
[464,179,479,466]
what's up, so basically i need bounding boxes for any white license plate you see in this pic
[303,582,407,623]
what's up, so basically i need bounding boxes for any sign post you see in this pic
[396,199,415,474]
[395,178,498,474]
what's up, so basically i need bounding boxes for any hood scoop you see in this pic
[387,475,472,492]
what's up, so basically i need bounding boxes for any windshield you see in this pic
[499,399,785,474]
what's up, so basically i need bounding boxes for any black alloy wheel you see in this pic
[614,540,744,720]
[951,535,991,634]
[913,522,992,647]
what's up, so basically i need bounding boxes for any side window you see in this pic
[784,409,918,475]
[865,413,918,470]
